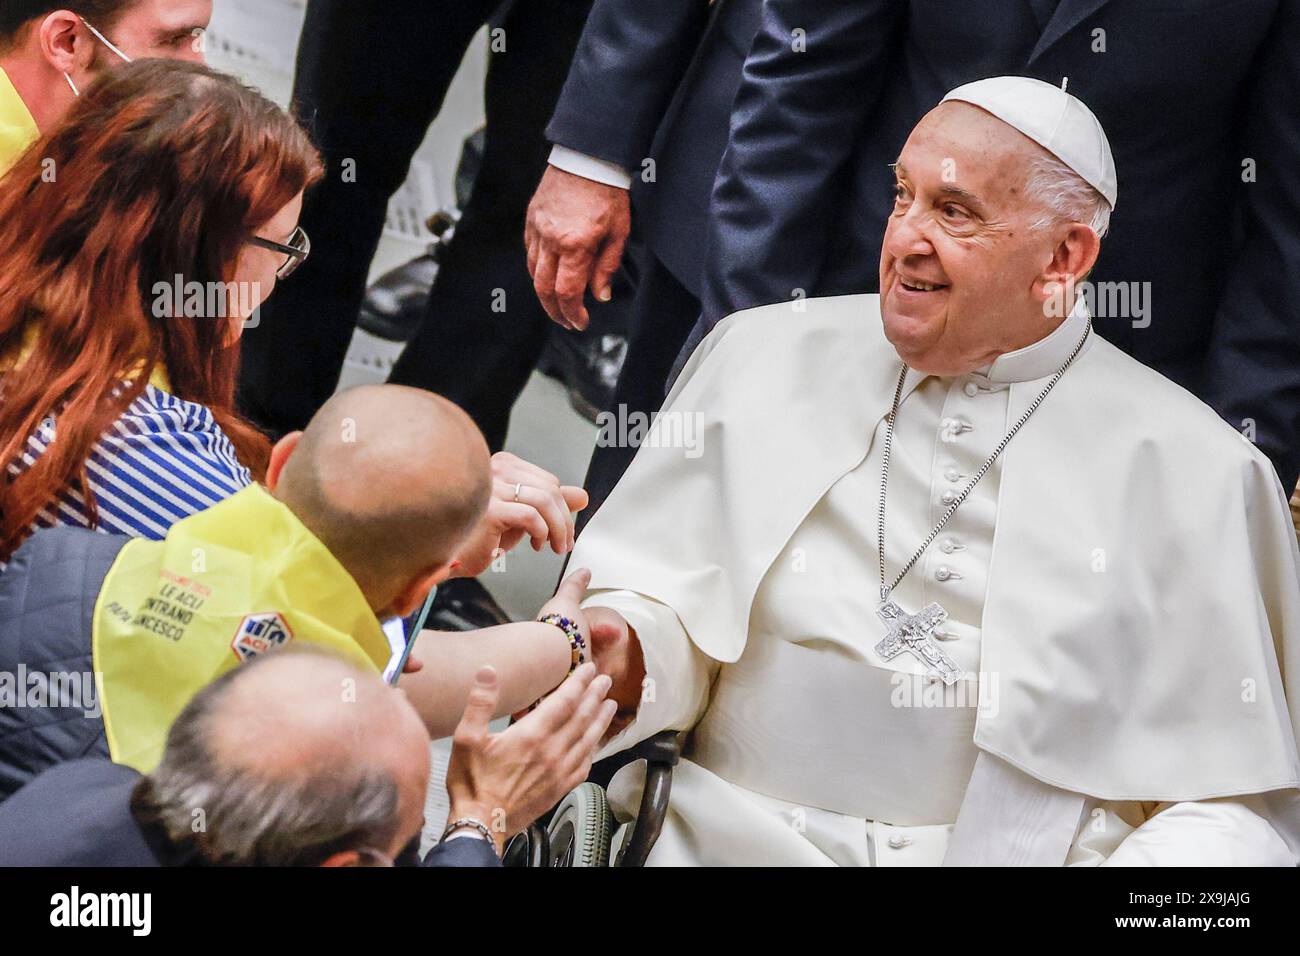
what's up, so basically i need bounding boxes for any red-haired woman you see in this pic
[0,59,320,563]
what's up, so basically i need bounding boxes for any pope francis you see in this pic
[569,77,1300,866]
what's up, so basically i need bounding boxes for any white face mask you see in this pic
[65,16,133,97]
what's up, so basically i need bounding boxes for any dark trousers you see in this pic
[389,0,593,451]
[239,0,591,449]
[577,251,700,533]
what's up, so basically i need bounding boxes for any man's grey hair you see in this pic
[130,651,401,866]
[1023,149,1112,238]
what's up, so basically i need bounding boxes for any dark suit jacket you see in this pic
[545,0,763,294]
[0,759,501,868]
[698,0,1300,486]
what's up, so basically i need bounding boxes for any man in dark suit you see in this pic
[682,0,1300,489]
[238,0,596,452]
[528,0,764,528]
[0,648,600,867]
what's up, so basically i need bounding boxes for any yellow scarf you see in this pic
[92,485,392,772]
[0,65,38,178]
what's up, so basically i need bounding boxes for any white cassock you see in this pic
[571,294,1300,866]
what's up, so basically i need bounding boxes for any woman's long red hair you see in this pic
[0,60,322,559]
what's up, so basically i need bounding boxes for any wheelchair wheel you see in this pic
[546,782,616,867]
[502,823,549,867]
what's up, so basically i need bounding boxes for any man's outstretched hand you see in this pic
[451,452,588,578]
[525,165,631,331]
[445,663,617,852]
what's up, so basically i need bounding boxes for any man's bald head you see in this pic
[207,646,427,786]
[140,647,432,866]
[271,385,493,612]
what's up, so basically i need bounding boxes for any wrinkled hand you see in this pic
[584,605,646,721]
[536,572,644,721]
[525,165,631,331]
[446,663,617,851]
[451,452,588,578]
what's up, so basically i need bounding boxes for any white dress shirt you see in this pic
[548,145,633,190]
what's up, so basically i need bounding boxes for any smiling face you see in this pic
[880,102,1099,376]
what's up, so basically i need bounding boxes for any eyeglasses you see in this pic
[248,225,311,279]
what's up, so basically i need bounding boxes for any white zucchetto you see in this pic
[941,75,1118,209]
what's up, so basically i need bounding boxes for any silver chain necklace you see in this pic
[871,320,1091,685]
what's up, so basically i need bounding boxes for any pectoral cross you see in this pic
[875,599,963,685]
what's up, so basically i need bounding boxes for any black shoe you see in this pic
[538,328,627,423]
[537,253,635,423]
[428,578,512,631]
[357,208,461,344]
[357,252,440,344]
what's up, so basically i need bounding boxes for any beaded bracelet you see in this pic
[440,817,499,856]
[536,613,588,675]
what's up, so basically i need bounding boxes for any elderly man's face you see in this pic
[880,102,1068,375]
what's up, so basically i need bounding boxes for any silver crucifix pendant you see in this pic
[875,598,963,685]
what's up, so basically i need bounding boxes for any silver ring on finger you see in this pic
[513,482,524,503]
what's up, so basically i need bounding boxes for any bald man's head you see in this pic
[139,647,432,866]
[207,646,427,786]
[270,385,493,613]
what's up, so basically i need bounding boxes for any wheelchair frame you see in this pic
[506,731,682,867]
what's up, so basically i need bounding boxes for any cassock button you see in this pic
[940,490,958,505]
[940,538,963,554]
[934,628,958,641]
[944,467,961,482]
[888,835,912,849]
[964,382,980,397]
[935,566,960,582]
[940,416,973,440]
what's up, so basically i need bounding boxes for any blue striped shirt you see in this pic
[13,384,252,546]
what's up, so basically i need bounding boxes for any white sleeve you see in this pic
[548,145,633,190]
[581,589,717,760]
[1100,798,1297,866]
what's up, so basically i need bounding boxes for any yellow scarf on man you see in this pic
[0,66,38,177]
[92,485,392,772]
